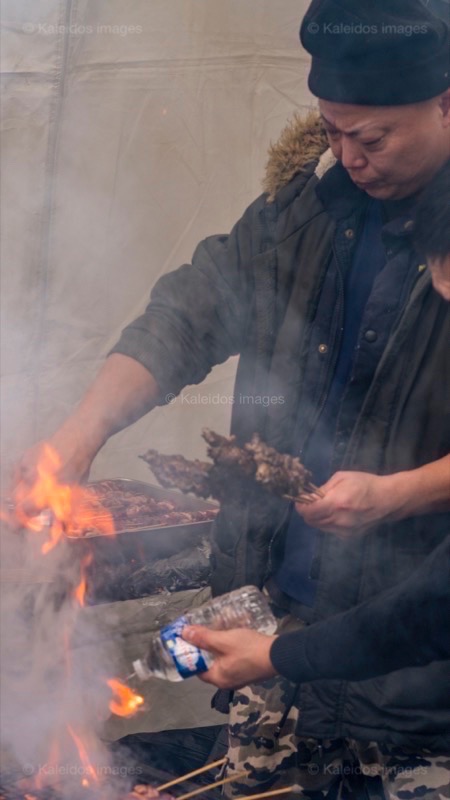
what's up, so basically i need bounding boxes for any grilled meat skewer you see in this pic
[141,429,321,504]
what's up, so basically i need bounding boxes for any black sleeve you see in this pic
[109,195,267,401]
[270,535,450,683]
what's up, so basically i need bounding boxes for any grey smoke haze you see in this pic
[1,0,315,491]
[0,523,130,797]
[1,0,317,793]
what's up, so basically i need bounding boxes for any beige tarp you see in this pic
[1,0,313,485]
[0,0,313,744]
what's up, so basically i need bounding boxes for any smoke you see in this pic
[0,523,133,798]
[0,1,320,794]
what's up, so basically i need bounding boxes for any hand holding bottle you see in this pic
[133,586,277,682]
[182,625,277,689]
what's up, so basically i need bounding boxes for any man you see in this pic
[413,160,450,300]
[17,0,450,798]
[181,159,450,693]
[183,531,450,684]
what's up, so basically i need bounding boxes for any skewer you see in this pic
[233,786,295,800]
[156,758,228,791]
[283,482,325,504]
[176,770,248,800]
[283,494,315,505]
[298,493,316,504]
[309,484,325,498]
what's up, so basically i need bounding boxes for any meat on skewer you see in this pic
[137,452,212,499]
[141,429,321,504]
[128,786,175,799]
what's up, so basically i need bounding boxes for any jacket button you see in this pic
[403,219,414,231]
[364,329,378,343]
[318,343,328,354]
[344,228,355,239]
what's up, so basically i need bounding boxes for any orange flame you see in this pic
[67,725,99,787]
[22,738,60,792]
[74,553,94,608]
[74,576,88,608]
[12,444,114,552]
[107,678,144,718]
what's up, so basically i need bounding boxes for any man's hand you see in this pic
[296,471,394,537]
[17,430,94,487]
[296,456,450,537]
[11,354,161,518]
[13,432,95,519]
[182,626,278,689]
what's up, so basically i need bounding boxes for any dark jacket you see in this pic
[270,535,450,683]
[112,114,450,749]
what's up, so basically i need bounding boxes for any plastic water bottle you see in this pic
[133,585,277,682]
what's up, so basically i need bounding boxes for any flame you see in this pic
[23,738,61,792]
[67,725,99,787]
[74,552,94,607]
[12,443,114,552]
[107,678,144,718]
[74,574,88,608]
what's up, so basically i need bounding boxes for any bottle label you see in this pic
[160,616,209,678]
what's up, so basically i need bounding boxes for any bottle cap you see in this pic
[133,658,152,681]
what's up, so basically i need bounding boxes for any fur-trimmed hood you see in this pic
[262,111,336,202]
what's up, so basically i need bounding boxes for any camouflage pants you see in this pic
[222,679,450,799]
[221,612,449,800]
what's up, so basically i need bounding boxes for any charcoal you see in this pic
[86,539,211,603]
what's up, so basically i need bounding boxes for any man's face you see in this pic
[318,95,450,200]
[429,256,450,302]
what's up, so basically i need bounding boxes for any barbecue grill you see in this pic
[67,479,218,563]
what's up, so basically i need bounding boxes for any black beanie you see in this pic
[300,0,449,105]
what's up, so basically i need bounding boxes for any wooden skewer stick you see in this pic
[233,786,295,800]
[298,493,317,504]
[156,757,227,791]
[176,770,248,800]
[283,494,315,505]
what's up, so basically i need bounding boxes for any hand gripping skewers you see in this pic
[140,429,323,505]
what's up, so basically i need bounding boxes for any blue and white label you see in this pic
[160,616,210,678]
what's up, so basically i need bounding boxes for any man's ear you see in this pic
[438,88,450,125]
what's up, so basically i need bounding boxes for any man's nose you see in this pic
[339,137,367,170]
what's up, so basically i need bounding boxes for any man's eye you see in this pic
[363,137,384,148]
[326,130,340,140]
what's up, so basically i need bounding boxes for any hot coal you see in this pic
[0,780,173,800]
[0,784,95,800]
[85,538,211,603]
[0,787,59,799]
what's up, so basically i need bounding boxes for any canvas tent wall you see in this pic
[1,0,314,485]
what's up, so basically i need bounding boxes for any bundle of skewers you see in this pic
[128,758,296,799]
[141,429,323,506]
